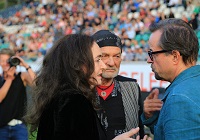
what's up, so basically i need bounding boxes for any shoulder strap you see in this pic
[119,81,140,138]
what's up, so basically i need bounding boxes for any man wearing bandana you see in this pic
[92,30,144,140]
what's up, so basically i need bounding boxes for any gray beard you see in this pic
[102,71,118,79]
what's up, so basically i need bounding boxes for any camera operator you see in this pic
[0,48,36,140]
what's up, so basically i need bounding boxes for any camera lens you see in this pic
[9,58,20,67]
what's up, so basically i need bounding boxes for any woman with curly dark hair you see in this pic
[25,33,106,140]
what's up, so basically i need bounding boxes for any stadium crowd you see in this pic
[0,0,200,63]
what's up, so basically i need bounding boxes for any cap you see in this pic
[92,30,122,49]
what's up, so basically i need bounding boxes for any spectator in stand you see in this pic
[188,13,199,30]
[0,0,199,62]
[167,0,182,7]
[124,47,135,61]
[135,47,148,61]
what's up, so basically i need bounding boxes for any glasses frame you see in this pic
[148,49,171,61]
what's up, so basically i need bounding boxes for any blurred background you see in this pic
[0,0,199,92]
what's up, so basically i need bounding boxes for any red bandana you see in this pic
[96,83,114,100]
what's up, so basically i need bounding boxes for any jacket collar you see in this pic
[162,65,200,102]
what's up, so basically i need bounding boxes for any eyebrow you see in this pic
[95,54,102,59]
[102,52,121,55]
[116,53,121,55]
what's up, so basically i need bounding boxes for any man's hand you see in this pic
[113,127,152,140]
[144,88,163,119]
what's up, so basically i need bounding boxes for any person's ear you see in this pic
[171,50,181,63]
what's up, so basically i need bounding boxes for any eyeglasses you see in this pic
[148,49,171,61]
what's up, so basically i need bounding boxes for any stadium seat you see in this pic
[134,34,142,42]
[127,12,133,19]
[170,7,177,14]
[186,4,195,12]
[182,11,191,19]
[109,25,114,30]
[133,12,140,19]
[174,13,182,19]
[23,33,31,38]
[177,6,185,13]
[142,33,150,42]
[163,8,170,16]
[150,9,157,17]
[159,3,167,11]
[198,38,200,47]
[198,48,200,61]
[196,30,200,39]
[159,0,164,5]
[0,43,9,49]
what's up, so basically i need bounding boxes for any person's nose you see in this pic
[106,57,115,66]
[147,56,153,64]
[100,60,106,70]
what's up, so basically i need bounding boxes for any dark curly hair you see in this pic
[25,34,98,134]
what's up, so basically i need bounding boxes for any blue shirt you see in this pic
[142,65,200,140]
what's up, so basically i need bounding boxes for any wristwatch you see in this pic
[26,66,31,71]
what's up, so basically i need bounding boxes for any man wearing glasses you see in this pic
[141,18,200,139]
